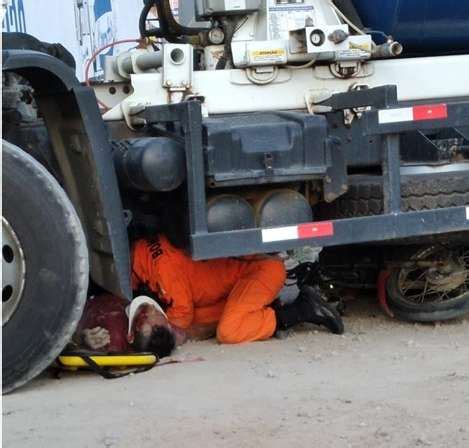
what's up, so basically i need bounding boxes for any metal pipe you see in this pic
[134,51,164,71]
[373,41,404,58]
[119,51,163,75]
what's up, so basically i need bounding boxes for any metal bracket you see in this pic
[264,152,274,177]
[323,137,348,203]
[319,85,399,111]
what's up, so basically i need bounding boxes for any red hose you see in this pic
[84,38,142,111]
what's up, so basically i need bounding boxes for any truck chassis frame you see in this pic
[136,93,469,260]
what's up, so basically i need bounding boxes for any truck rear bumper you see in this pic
[192,206,469,259]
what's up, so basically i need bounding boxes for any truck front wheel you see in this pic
[2,140,89,394]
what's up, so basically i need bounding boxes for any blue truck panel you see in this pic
[353,0,469,55]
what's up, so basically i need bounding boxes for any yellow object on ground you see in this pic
[58,353,157,368]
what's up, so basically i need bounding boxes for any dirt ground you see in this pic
[3,296,469,448]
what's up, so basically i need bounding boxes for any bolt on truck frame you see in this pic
[2,0,469,392]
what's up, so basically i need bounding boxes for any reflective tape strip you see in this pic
[413,104,448,121]
[261,222,334,243]
[466,207,469,221]
[297,222,334,239]
[262,226,298,243]
[378,104,448,124]
[378,107,413,124]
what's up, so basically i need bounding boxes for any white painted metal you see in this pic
[163,44,194,91]
[92,82,133,110]
[230,0,373,67]
[103,54,469,122]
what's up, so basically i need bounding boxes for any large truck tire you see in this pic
[2,140,89,394]
[319,174,469,218]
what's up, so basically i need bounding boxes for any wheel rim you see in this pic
[2,216,26,325]
[397,246,469,305]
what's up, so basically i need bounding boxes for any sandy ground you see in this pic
[3,296,469,448]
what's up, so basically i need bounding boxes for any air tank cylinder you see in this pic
[254,189,313,228]
[113,137,186,192]
[207,195,255,232]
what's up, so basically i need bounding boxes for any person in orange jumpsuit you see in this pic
[132,235,344,344]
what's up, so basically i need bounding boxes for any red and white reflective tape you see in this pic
[261,221,334,243]
[378,104,448,124]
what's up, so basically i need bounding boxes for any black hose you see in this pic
[139,1,151,37]
[159,0,208,36]
[139,0,209,41]
[139,0,164,38]
[215,17,238,70]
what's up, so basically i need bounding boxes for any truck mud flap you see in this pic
[2,50,131,299]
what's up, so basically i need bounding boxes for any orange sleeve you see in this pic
[158,264,195,329]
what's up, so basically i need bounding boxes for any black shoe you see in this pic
[275,286,344,334]
[297,286,344,334]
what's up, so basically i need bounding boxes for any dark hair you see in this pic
[128,189,190,250]
[132,326,176,358]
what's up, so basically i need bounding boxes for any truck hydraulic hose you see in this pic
[139,0,209,42]
[84,38,141,111]
[139,0,165,38]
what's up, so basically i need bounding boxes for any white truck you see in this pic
[2,0,469,393]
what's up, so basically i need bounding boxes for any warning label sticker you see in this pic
[249,48,287,64]
[268,4,315,40]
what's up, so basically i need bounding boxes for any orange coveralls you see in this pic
[131,236,286,344]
